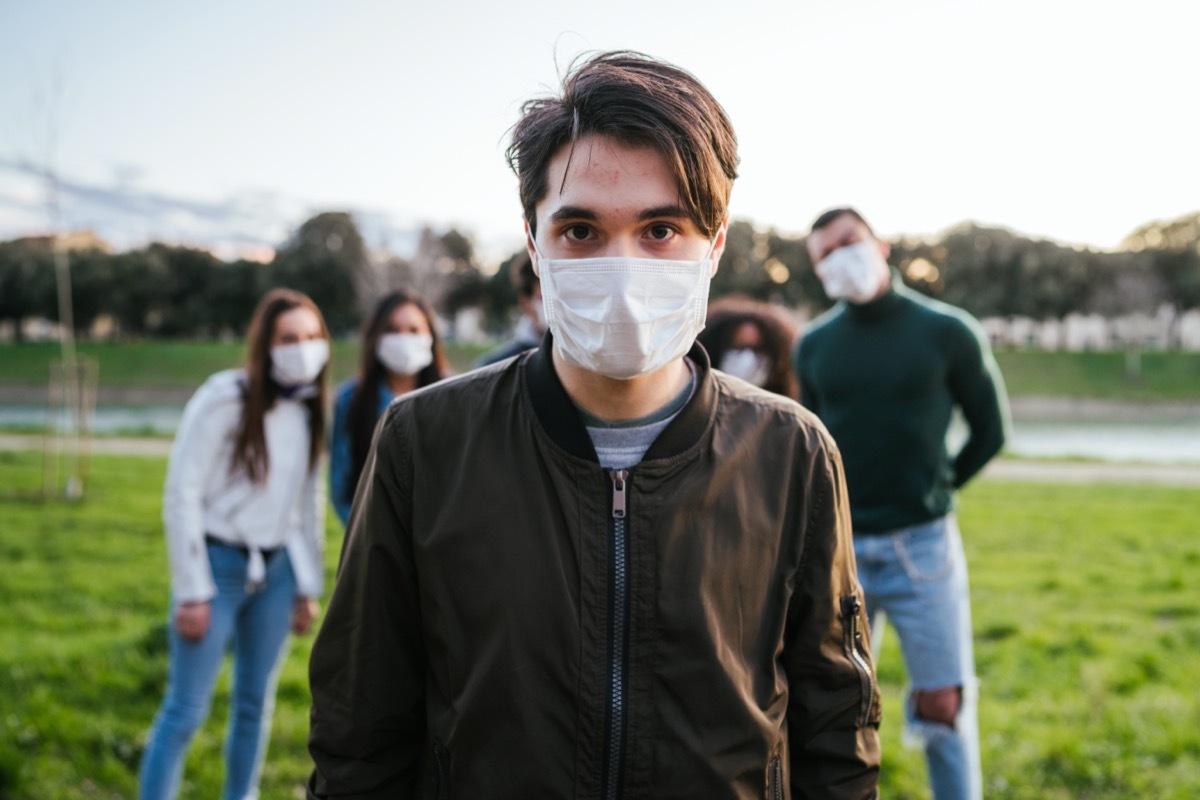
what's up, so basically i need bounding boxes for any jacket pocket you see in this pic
[432,739,450,800]
[840,594,879,727]
[767,753,784,800]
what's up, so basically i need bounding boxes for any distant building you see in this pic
[981,305,1200,352]
[1062,313,1110,351]
[1179,310,1200,351]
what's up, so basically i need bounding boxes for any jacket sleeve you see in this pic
[947,315,1009,488]
[784,429,881,799]
[287,456,326,599]
[308,407,426,798]
[161,378,233,604]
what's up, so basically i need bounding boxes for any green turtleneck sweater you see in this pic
[795,276,1009,534]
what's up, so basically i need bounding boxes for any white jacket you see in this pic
[162,369,325,603]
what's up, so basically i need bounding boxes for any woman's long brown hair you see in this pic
[342,289,448,508]
[232,288,330,483]
[699,295,800,401]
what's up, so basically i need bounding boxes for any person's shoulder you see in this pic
[393,354,522,418]
[797,303,847,352]
[180,370,244,424]
[334,376,359,405]
[195,369,246,404]
[902,287,987,342]
[473,338,536,369]
[714,372,830,442]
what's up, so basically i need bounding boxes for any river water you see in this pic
[1,402,1197,464]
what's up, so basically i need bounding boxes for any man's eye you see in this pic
[647,224,675,241]
[564,225,592,241]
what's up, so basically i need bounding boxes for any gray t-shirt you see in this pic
[580,359,697,470]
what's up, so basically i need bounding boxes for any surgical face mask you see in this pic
[530,235,718,380]
[269,339,329,387]
[719,348,770,387]
[376,332,433,376]
[816,240,890,303]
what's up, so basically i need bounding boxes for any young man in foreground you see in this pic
[308,52,880,799]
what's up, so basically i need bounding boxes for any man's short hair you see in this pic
[510,252,537,298]
[506,50,739,239]
[810,207,874,235]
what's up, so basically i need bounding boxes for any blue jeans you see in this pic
[853,515,981,800]
[139,541,296,800]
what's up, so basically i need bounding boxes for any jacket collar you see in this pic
[523,332,716,464]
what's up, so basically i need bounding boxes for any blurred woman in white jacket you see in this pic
[140,288,330,800]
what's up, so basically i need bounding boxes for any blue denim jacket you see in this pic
[330,378,394,526]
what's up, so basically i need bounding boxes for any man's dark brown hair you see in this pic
[810,207,874,235]
[506,50,739,238]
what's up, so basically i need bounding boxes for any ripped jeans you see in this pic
[853,514,981,800]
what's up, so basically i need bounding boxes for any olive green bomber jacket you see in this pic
[308,338,880,799]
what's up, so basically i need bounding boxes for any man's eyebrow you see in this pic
[637,205,690,221]
[548,206,599,223]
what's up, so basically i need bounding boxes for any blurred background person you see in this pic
[139,288,330,800]
[698,295,800,400]
[796,207,1008,800]
[473,252,545,368]
[330,289,449,526]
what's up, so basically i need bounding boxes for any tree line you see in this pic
[2,211,1197,342]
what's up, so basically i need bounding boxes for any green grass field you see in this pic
[992,348,1200,401]
[1,341,1198,401]
[1,451,1197,798]
[0,340,493,390]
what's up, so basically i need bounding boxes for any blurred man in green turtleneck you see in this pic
[795,207,1009,800]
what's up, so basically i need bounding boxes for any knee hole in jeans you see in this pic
[914,686,962,728]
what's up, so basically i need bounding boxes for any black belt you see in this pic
[204,534,283,562]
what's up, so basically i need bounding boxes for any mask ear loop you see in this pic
[526,232,555,332]
[528,230,546,270]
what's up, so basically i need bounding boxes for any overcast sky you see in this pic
[1,0,1196,263]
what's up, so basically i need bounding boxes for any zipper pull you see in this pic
[610,469,628,519]
[842,594,861,635]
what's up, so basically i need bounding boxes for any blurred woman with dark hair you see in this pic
[330,289,450,526]
[140,288,330,800]
[699,295,800,400]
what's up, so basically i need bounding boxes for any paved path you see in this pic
[1,433,173,457]
[3,433,1199,486]
[980,458,1200,487]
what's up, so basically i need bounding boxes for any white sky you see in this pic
[1,0,1196,264]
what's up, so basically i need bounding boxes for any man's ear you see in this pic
[524,218,540,276]
[876,236,891,262]
[709,215,730,277]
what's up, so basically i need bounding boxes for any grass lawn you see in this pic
[992,348,1200,402]
[1,452,1198,798]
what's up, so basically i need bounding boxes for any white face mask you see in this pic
[269,339,329,387]
[376,332,433,376]
[816,240,890,303]
[719,348,770,387]
[530,234,718,380]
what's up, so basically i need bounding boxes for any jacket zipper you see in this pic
[769,753,783,800]
[433,739,450,800]
[603,468,630,800]
[840,595,876,727]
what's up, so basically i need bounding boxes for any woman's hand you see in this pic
[292,597,320,635]
[174,601,212,641]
